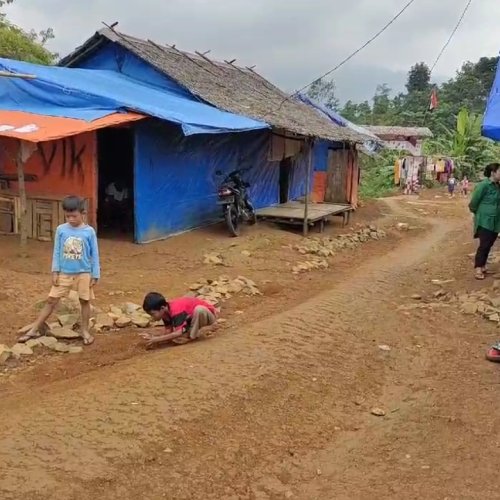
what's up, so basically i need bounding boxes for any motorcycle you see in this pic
[216,167,256,237]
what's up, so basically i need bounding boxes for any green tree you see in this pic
[406,62,431,93]
[340,99,372,124]
[436,57,498,130]
[0,0,56,64]
[307,77,339,111]
[372,84,393,124]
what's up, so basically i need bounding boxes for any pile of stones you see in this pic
[189,275,262,306]
[1,320,84,365]
[292,225,387,274]
[399,279,500,325]
[457,282,500,323]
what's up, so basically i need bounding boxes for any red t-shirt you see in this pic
[162,297,216,332]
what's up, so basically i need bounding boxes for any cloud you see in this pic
[5,0,500,102]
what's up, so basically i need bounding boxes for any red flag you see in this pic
[429,88,438,111]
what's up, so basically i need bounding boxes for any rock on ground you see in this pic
[203,253,224,265]
[95,313,115,331]
[0,344,12,364]
[51,342,71,353]
[51,326,81,340]
[57,314,80,329]
[116,317,132,328]
[11,343,34,358]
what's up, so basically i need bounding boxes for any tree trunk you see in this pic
[15,141,28,251]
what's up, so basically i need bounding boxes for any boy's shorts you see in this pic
[49,273,95,301]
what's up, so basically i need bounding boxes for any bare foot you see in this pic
[172,336,192,345]
[81,332,95,345]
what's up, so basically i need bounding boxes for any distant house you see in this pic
[363,126,433,157]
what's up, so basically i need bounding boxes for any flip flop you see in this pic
[486,347,500,363]
[17,331,42,343]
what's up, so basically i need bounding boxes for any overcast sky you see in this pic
[6,0,500,103]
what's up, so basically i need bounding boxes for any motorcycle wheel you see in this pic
[225,205,240,237]
[247,202,257,226]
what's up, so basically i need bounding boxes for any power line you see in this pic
[422,0,474,125]
[429,0,473,74]
[270,0,418,115]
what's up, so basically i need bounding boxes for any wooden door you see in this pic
[325,149,349,203]
[0,195,15,234]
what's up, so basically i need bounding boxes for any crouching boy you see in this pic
[141,292,217,348]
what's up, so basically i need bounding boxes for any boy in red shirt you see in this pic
[141,292,217,348]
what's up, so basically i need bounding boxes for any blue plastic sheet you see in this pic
[135,123,275,241]
[134,123,312,242]
[0,58,268,135]
[296,93,382,154]
[483,58,500,141]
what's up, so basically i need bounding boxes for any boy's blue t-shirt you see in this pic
[51,223,100,279]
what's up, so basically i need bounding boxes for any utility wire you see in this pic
[429,0,473,74]
[422,0,474,125]
[269,0,418,115]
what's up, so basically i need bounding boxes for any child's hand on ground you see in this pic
[140,332,159,349]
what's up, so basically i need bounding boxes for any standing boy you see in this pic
[141,292,217,348]
[461,176,470,196]
[18,196,100,345]
[447,174,457,198]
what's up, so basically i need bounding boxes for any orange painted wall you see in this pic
[0,132,97,225]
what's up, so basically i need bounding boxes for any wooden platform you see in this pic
[256,202,353,232]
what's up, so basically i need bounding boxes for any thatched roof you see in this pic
[363,126,434,139]
[60,28,367,144]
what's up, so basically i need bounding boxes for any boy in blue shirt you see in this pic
[18,196,100,345]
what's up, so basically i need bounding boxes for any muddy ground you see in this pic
[1,190,500,500]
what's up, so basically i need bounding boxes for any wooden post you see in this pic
[15,141,28,250]
[303,139,314,237]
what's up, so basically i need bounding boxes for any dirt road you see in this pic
[2,195,500,500]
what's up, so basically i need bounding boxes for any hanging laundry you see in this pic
[436,159,446,173]
[394,159,401,185]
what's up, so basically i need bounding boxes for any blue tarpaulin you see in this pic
[296,93,382,154]
[133,122,310,242]
[0,58,268,135]
[483,58,500,141]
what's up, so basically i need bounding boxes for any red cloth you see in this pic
[162,297,216,331]
[429,88,439,111]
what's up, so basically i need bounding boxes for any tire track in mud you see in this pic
[0,201,458,500]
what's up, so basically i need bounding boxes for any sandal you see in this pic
[486,344,500,363]
[17,331,42,343]
[475,270,485,280]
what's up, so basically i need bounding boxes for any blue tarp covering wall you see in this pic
[0,58,268,135]
[134,122,310,242]
[483,57,500,141]
[313,140,330,172]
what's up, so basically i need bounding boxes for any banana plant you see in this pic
[425,108,499,179]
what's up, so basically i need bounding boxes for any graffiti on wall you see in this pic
[39,137,86,180]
